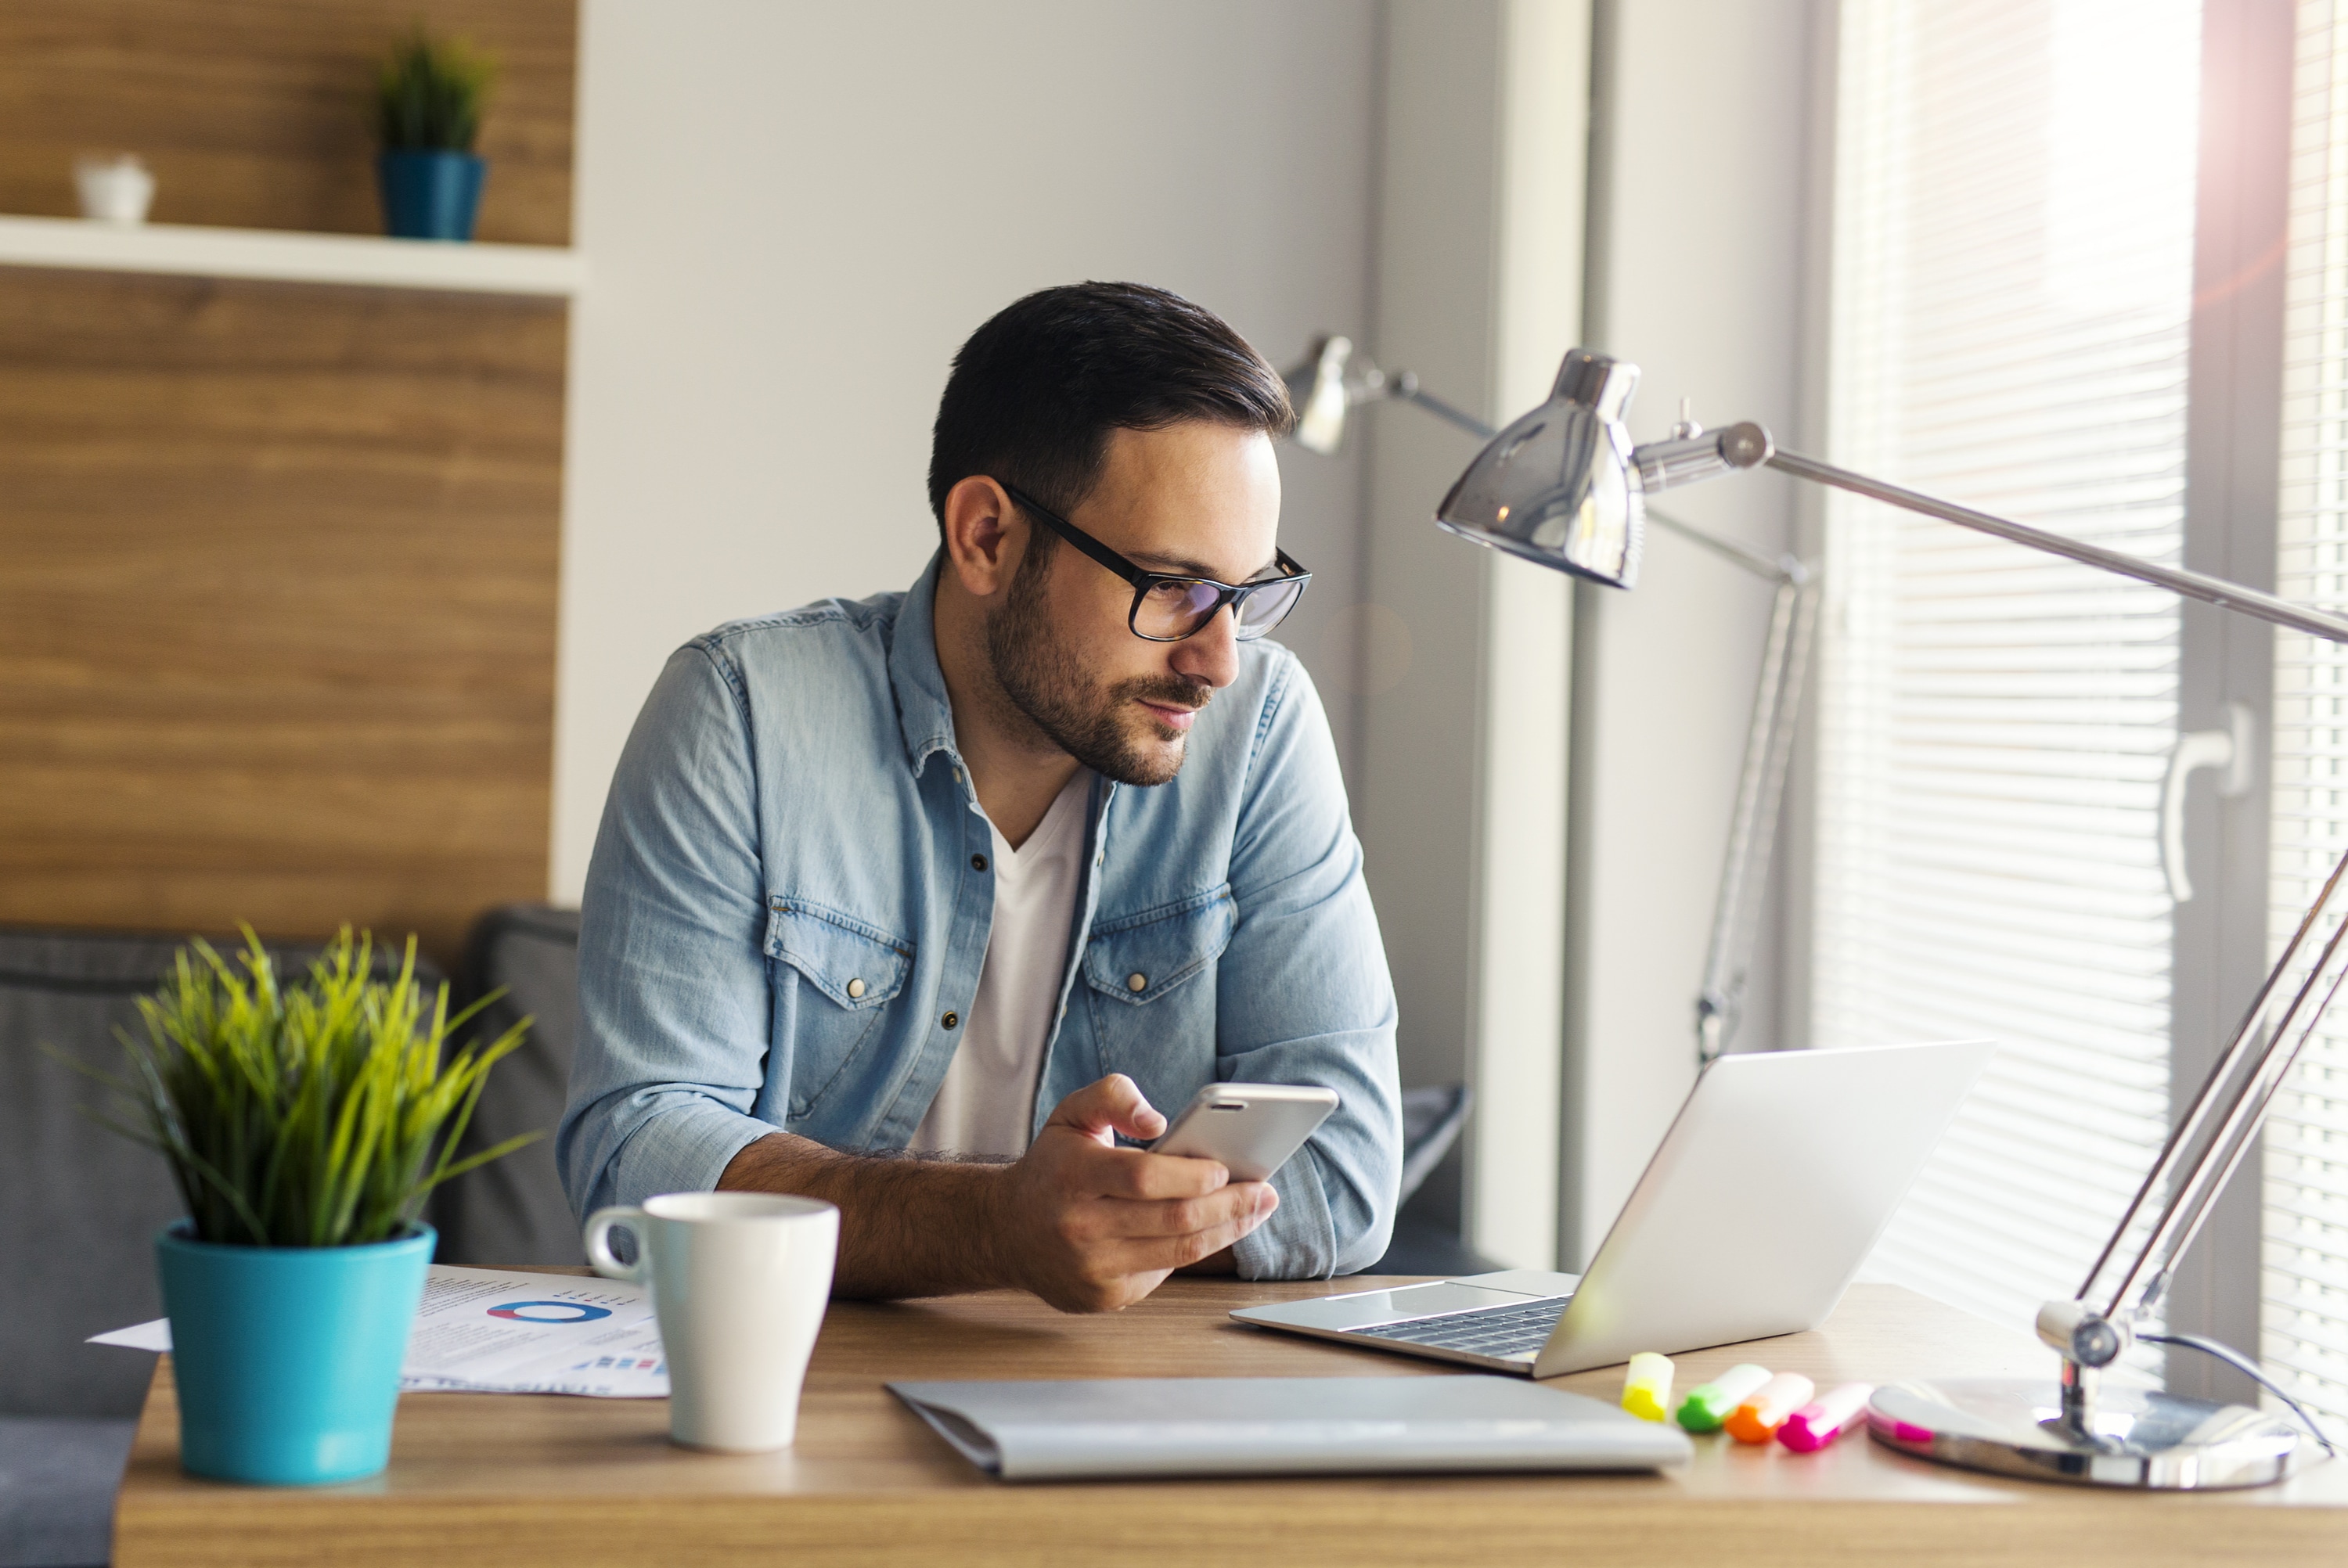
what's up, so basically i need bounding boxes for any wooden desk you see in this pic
[115,1277,2348,1566]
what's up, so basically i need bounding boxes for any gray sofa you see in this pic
[428,904,586,1267]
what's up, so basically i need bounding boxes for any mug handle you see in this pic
[583,1206,649,1282]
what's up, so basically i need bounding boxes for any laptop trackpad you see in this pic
[1247,1281,1550,1333]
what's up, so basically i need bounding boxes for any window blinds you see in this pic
[2264,0,2348,1432]
[1817,0,2200,1336]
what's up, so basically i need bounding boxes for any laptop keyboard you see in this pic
[1352,1296,1572,1360]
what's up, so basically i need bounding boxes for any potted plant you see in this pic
[373,27,497,240]
[81,929,531,1485]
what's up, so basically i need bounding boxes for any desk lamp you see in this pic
[1437,345,2348,1489]
[1284,336,1818,1063]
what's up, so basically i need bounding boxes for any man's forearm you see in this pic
[717,1131,1009,1298]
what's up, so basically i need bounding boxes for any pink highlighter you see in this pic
[1778,1383,1875,1452]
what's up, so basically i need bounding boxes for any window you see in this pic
[2265,0,2348,1430]
[1814,0,2202,1333]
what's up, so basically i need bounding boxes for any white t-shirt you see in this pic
[907,770,1091,1159]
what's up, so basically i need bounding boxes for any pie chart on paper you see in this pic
[486,1300,614,1323]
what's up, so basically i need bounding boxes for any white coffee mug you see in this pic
[585,1192,838,1452]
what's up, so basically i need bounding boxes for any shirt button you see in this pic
[942,1011,960,1029]
[953,768,964,783]
[846,978,866,999]
[971,853,989,872]
[1127,973,1147,993]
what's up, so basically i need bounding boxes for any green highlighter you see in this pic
[1675,1363,1773,1433]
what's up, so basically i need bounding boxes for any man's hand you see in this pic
[987,1074,1277,1312]
[718,1074,1275,1311]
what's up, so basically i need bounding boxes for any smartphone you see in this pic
[1147,1082,1339,1183]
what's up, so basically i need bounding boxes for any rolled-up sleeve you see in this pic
[1219,656,1403,1278]
[557,643,778,1220]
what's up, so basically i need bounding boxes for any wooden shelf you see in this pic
[0,214,584,297]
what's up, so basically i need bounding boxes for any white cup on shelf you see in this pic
[585,1191,839,1452]
[74,154,155,225]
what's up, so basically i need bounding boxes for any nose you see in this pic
[1171,604,1242,689]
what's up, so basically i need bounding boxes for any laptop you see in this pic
[1233,1038,1992,1378]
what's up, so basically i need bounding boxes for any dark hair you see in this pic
[927,282,1292,539]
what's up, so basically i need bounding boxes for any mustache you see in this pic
[1118,677,1211,712]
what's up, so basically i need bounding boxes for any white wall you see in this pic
[554,0,1381,899]
[1560,0,1817,1264]
[1363,0,1586,1268]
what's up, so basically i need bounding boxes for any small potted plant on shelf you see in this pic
[79,929,532,1485]
[373,27,497,240]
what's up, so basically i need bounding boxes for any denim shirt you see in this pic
[557,556,1401,1279]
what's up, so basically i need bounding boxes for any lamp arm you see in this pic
[1694,573,1819,1065]
[2073,843,2348,1324]
[1763,447,2348,645]
[1387,378,1503,442]
[1648,506,1809,585]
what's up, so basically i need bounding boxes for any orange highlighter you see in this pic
[1724,1372,1816,1444]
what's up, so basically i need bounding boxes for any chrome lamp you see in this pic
[1285,336,1818,1064]
[1438,346,2348,1489]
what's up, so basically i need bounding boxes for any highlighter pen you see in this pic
[1778,1383,1875,1452]
[1724,1371,1815,1444]
[1620,1352,1674,1422]
[1674,1362,1772,1433]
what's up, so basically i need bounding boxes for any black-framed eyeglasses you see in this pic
[996,480,1311,643]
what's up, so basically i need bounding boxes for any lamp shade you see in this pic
[1288,335,1354,457]
[1435,349,1644,588]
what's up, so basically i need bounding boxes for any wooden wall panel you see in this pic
[0,2,573,245]
[0,270,564,962]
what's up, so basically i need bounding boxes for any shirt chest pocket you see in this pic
[765,897,913,1117]
[1079,886,1235,1082]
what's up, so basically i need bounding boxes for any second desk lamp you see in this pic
[1284,336,1815,1066]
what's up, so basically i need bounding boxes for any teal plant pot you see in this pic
[156,1221,432,1485]
[376,150,485,240]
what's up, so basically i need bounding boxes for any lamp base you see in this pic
[1867,1379,2313,1489]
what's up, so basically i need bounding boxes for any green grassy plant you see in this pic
[376,27,498,154]
[67,929,535,1248]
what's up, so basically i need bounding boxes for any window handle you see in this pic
[2159,701,2256,903]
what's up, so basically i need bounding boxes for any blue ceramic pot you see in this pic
[156,1221,433,1485]
[376,150,485,241]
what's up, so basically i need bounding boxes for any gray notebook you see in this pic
[887,1376,1692,1481]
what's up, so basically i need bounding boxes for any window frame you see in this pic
[2161,0,2292,1405]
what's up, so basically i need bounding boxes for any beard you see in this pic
[985,548,1208,787]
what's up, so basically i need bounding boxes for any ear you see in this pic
[940,476,1028,601]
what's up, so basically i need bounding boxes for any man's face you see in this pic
[986,422,1283,786]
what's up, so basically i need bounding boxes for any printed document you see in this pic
[88,1264,669,1398]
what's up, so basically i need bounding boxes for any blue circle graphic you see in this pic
[486,1300,613,1323]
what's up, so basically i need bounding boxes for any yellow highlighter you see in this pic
[1676,1362,1772,1433]
[1620,1352,1674,1422]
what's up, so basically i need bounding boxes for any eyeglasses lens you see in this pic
[1233,577,1305,638]
[1136,579,1226,639]
[1134,574,1306,641]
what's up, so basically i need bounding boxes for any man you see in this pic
[558,282,1399,1312]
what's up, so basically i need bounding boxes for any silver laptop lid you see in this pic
[1532,1038,1992,1376]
